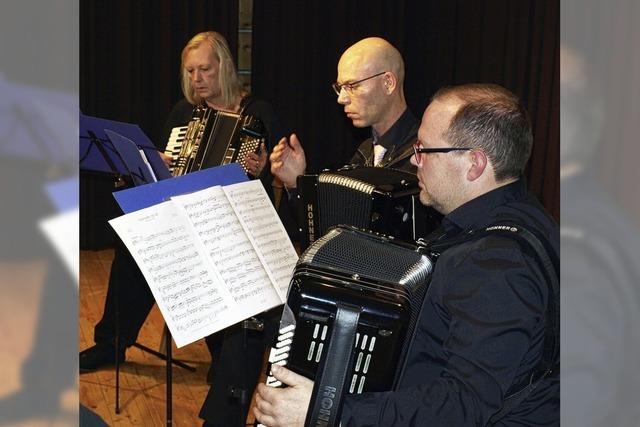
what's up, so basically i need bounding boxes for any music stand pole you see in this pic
[115,258,121,414]
[102,131,197,419]
[165,324,172,426]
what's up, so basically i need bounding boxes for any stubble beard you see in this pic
[419,187,446,214]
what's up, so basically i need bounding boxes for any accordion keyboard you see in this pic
[164,125,188,175]
[265,324,296,388]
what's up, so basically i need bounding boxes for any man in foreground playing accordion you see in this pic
[255,84,559,426]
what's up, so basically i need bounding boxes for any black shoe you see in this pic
[79,343,125,373]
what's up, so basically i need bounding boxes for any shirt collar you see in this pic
[441,179,528,234]
[372,108,417,150]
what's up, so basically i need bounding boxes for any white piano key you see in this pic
[279,331,295,341]
[279,324,296,334]
[276,338,292,348]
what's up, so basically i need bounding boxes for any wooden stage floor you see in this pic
[79,249,260,426]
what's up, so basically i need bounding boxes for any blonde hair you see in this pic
[180,31,245,109]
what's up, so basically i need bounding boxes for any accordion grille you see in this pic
[300,227,432,287]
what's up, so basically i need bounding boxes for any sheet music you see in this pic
[109,179,298,348]
[109,201,239,347]
[224,180,298,300]
[171,186,283,312]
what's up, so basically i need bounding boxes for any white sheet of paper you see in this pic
[110,201,240,347]
[171,186,283,311]
[224,180,298,301]
[108,180,298,348]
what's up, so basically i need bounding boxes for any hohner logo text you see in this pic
[307,204,315,242]
[315,385,337,427]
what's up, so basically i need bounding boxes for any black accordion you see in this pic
[296,166,441,251]
[167,105,265,176]
[264,225,435,427]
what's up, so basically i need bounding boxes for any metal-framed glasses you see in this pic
[331,71,386,96]
[413,143,472,165]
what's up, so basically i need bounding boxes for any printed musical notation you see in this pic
[109,180,297,348]
[172,186,281,308]
[224,180,299,300]
[109,201,233,347]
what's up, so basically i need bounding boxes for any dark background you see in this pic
[80,0,559,221]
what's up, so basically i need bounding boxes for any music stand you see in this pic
[80,113,159,174]
[80,114,139,183]
[111,163,249,426]
[105,129,196,423]
[79,113,167,247]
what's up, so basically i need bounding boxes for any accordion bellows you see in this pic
[167,106,265,176]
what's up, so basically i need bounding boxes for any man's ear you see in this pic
[384,72,397,94]
[466,149,488,181]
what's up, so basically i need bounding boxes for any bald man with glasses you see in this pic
[270,37,418,189]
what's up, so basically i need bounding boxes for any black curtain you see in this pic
[80,0,559,220]
[252,0,559,219]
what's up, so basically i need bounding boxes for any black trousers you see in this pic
[199,307,281,427]
[93,243,155,347]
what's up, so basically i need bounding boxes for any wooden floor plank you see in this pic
[79,249,268,426]
[79,249,212,426]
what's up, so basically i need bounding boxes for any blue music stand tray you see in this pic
[104,129,171,185]
[80,113,169,181]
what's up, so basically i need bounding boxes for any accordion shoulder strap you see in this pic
[304,303,361,427]
[425,224,559,424]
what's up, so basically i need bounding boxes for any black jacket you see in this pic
[341,179,560,426]
[348,108,418,173]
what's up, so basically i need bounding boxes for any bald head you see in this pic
[335,37,407,134]
[340,37,405,86]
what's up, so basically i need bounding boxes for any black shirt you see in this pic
[349,108,419,173]
[341,179,560,426]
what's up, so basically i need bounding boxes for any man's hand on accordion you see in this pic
[254,364,313,427]
[245,142,268,178]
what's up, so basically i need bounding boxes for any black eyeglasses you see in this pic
[413,144,472,165]
[331,71,386,96]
